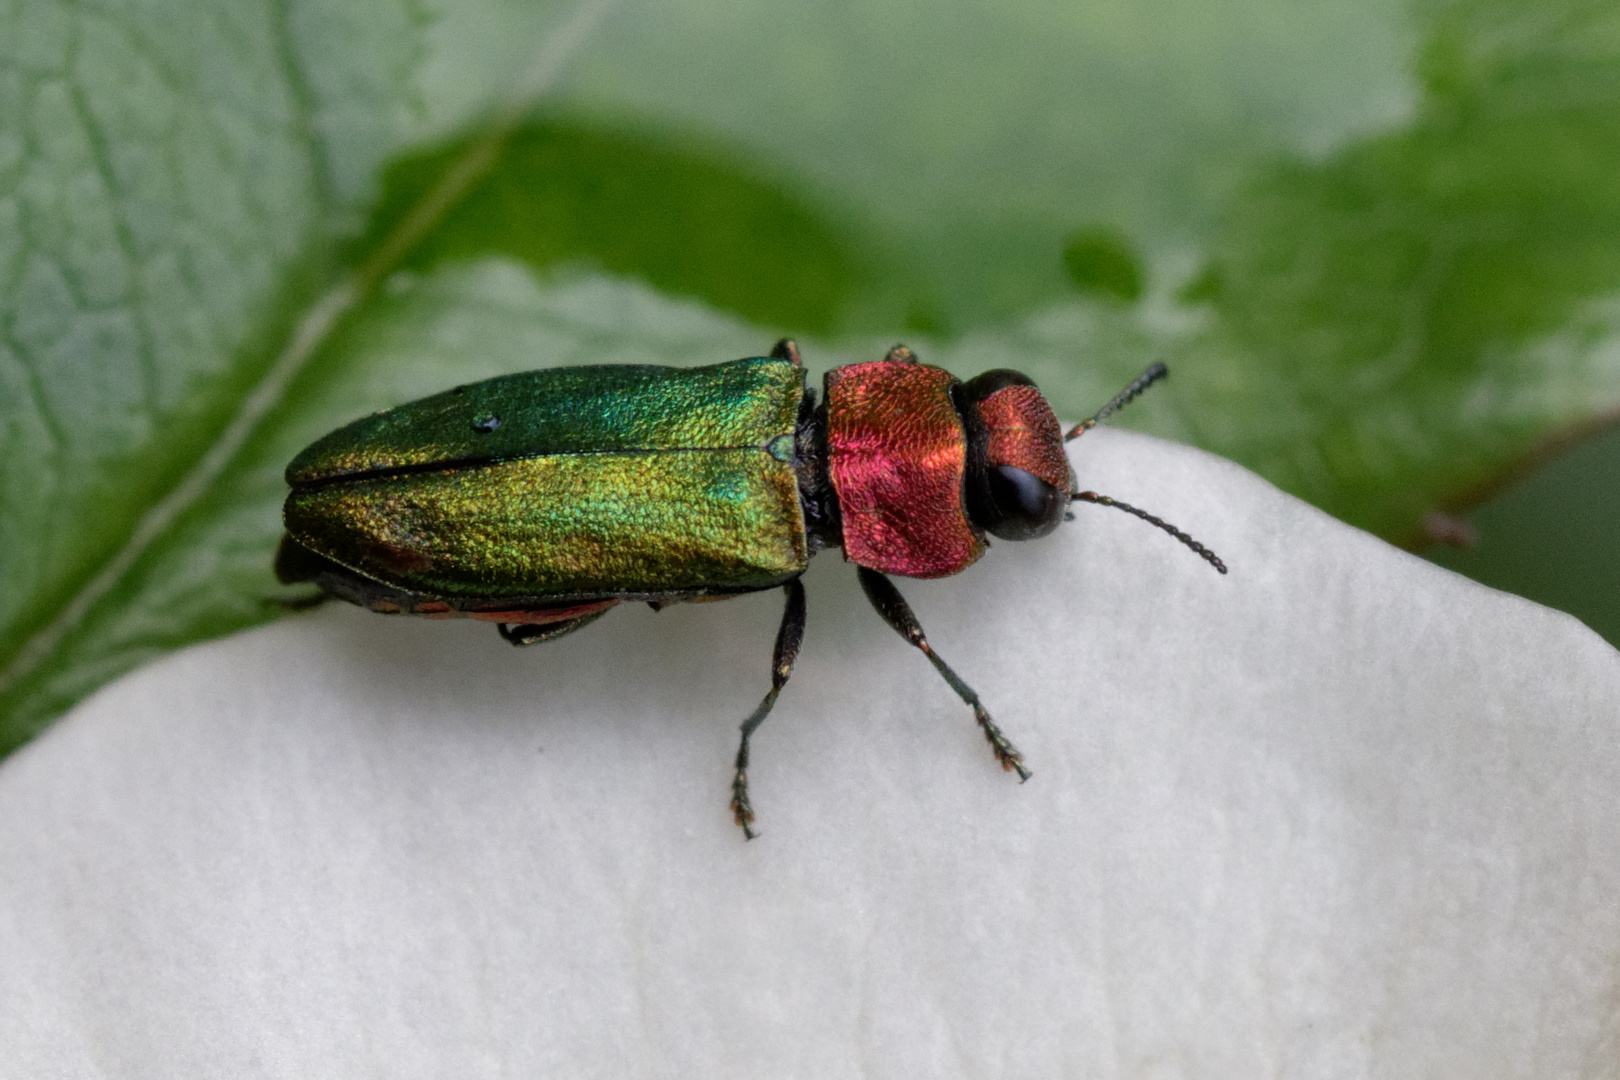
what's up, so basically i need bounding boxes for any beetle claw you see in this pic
[730,776,759,840]
[974,703,1032,782]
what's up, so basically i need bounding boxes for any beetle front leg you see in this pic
[730,577,807,839]
[856,566,1031,782]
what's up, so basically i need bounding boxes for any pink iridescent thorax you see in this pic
[825,360,987,579]
[975,384,1073,494]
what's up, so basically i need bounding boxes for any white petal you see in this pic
[2,429,1615,1078]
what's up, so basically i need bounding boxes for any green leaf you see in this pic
[1061,229,1145,305]
[1170,0,1620,540]
[554,0,1418,333]
[1425,422,1620,643]
[0,0,425,748]
[363,121,867,334]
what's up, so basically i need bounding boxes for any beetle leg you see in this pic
[769,338,802,366]
[730,577,807,839]
[497,610,609,646]
[856,566,1031,782]
[267,591,330,612]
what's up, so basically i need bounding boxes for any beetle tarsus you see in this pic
[729,578,807,839]
[969,699,1031,781]
[922,641,1031,781]
[857,567,1032,784]
[731,726,762,840]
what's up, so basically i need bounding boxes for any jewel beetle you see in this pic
[275,340,1225,838]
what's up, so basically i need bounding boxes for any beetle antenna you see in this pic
[1072,490,1227,574]
[1064,363,1168,441]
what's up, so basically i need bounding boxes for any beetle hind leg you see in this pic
[856,567,1031,782]
[497,610,608,646]
[730,578,807,840]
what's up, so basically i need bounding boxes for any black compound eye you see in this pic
[980,464,1067,541]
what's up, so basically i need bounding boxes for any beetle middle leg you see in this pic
[730,577,807,839]
[856,566,1031,782]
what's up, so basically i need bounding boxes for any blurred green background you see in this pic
[3,0,1619,753]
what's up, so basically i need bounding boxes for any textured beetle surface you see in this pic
[285,359,808,600]
[825,360,986,578]
[278,341,1221,838]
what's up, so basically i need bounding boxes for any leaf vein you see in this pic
[266,0,337,215]
[64,78,158,418]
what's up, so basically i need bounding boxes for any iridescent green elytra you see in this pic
[283,357,808,600]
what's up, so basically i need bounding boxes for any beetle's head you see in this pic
[959,370,1075,541]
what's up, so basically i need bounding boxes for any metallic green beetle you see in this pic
[277,340,1223,837]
